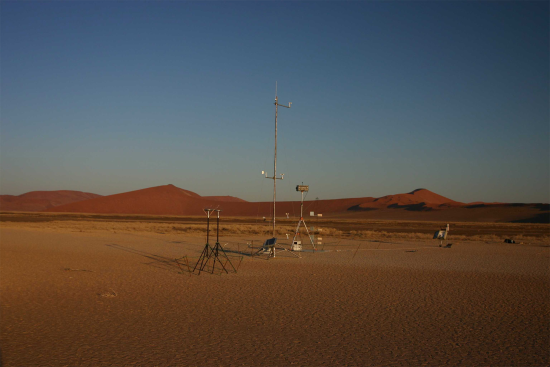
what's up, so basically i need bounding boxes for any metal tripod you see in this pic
[192,209,237,275]
[292,189,316,250]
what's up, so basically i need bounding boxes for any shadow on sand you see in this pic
[106,243,183,273]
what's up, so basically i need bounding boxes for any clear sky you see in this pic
[1,1,548,203]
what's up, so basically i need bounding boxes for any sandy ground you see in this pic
[2,212,549,242]
[1,227,549,366]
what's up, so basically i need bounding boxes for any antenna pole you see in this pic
[301,190,304,219]
[216,210,220,244]
[274,95,278,237]
[265,84,291,237]
[206,210,210,245]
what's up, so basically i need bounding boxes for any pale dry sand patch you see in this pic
[1,228,548,366]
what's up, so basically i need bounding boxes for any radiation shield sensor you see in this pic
[296,185,309,192]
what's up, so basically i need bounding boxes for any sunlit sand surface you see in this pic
[1,227,548,366]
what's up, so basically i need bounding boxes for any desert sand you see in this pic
[1,220,548,366]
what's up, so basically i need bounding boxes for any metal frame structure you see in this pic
[191,209,238,275]
[434,223,450,247]
[254,237,301,259]
[292,184,316,250]
[263,82,291,238]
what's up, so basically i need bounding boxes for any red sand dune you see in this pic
[42,185,548,223]
[354,188,464,211]
[0,190,101,212]
[45,184,371,217]
[202,196,248,202]
[45,185,210,216]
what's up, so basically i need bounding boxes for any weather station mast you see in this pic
[262,83,291,237]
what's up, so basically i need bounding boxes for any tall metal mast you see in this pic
[264,83,291,237]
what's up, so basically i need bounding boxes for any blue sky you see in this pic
[1,1,548,203]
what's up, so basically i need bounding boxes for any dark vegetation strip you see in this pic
[1,212,548,238]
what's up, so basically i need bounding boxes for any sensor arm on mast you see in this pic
[262,171,284,180]
[275,101,292,108]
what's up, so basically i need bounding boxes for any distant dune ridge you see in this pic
[2,185,547,223]
[351,188,465,211]
[22,184,545,223]
[202,196,248,202]
[0,190,101,212]
[42,185,209,216]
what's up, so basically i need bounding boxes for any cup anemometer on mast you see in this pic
[259,82,291,258]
